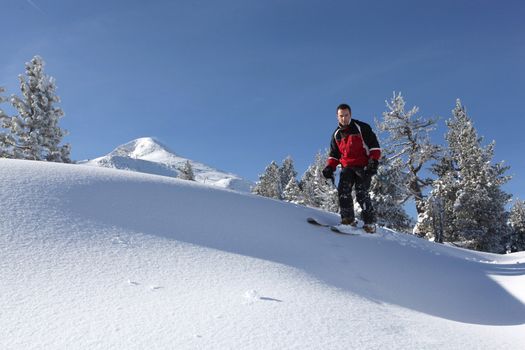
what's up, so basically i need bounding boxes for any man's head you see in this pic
[337,103,352,126]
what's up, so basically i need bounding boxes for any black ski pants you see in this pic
[338,167,375,224]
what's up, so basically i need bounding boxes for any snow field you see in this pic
[1,159,524,349]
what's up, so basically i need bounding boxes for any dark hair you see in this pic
[336,103,351,113]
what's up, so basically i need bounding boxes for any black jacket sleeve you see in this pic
[327,129,341,168]
[359,122,381,160]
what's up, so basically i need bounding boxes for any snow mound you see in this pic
[81,137,253,192]
[1,159,524,349]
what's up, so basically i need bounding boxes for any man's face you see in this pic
[337,108,351,126]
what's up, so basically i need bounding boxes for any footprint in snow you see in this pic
[243,290,282,303]
[127,280,163,290]
[112,236,131,246]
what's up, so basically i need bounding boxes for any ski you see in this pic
[329,225,361,235]
[306,217,331,227]
[306,217,361,236]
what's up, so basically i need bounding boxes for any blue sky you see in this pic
[1,0,524,202]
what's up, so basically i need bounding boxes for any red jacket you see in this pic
[327,119,381,169]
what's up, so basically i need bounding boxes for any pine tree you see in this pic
[0,87,15,158]
[370,156,412,232]
[252,161,282,200]
[9,56,70,162]
[300,164,317,206]
[279,156,297,194]
[416,156,460,243]
[282,177,305,205]
[507,200,525,252]
[300,151,339,213]
[378,92,441,222]
[433,99,511,252]
[178,160,195,181]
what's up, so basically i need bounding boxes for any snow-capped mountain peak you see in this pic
[82,137,253,192]
[109,137,174,160]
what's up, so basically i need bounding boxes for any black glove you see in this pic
[366,159,379,176]
[322,165,335,180]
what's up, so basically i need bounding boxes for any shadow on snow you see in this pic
[67,179,525,326]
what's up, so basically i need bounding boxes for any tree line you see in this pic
[252,93,525,254]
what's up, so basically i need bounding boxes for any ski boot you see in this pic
[341,217,358,226]
[363,224,376,234]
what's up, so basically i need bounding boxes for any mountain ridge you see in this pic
[81,137,253,192]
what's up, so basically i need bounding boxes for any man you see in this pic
[322,103,381,233]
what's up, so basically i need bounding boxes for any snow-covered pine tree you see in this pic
[9,56,70,162]
[0,88,7,116]
[282,177,305,205]
[378,92,440,224]
[178,160,195,181]
[300,163,317,206]
[416,156,460,243]
[300,151,338,213]
[370,156,412,232]
[0,87,15,158]
[252,161,282,200]
[439,99,511,252]
[508,200,525,252]
[279,156,297,194]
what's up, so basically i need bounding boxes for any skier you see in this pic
[322,103,381,233]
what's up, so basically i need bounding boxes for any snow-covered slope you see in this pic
[81,137,253,192]
[1,159,524,349]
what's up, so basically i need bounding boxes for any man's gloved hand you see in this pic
[366,159,379,176]
[322,165,335,180]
